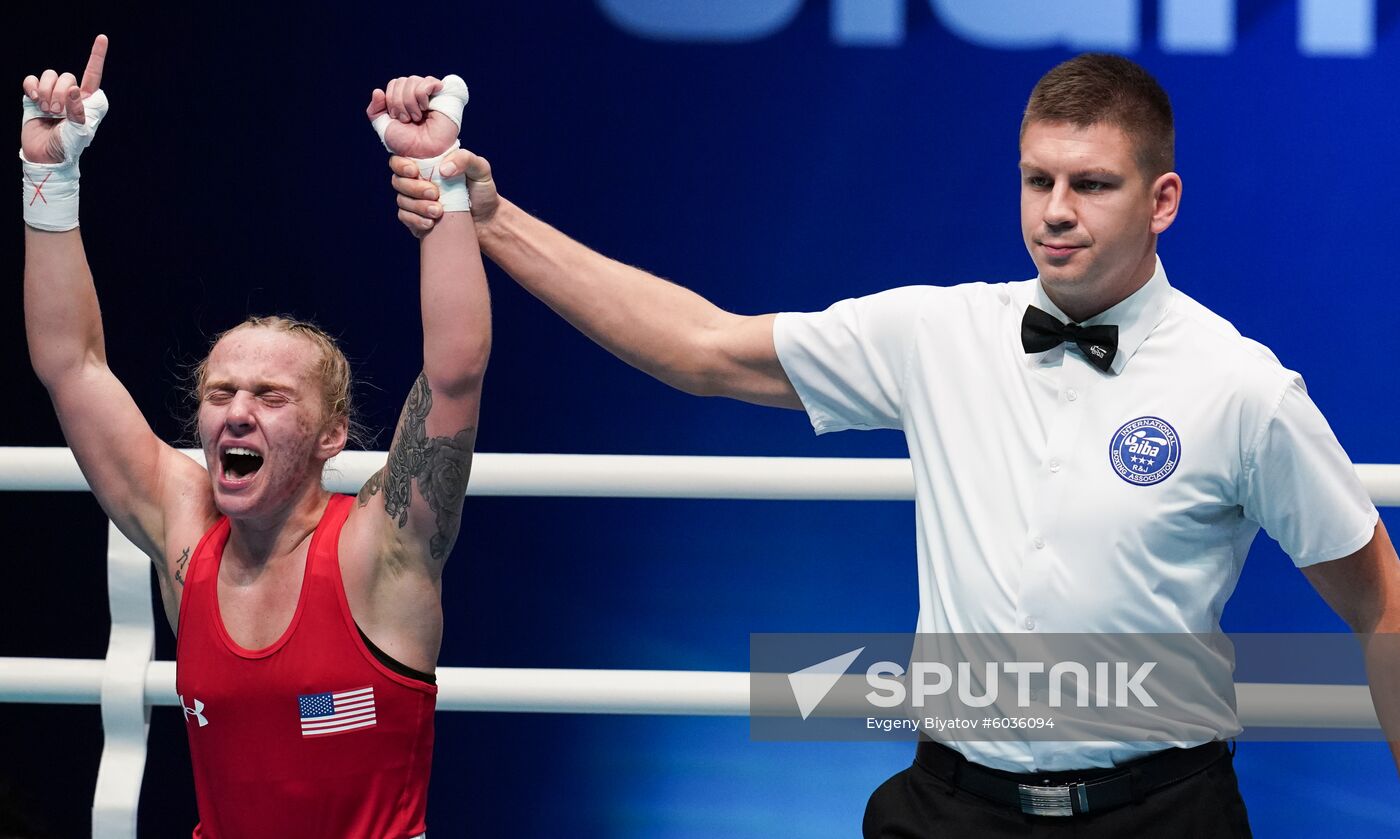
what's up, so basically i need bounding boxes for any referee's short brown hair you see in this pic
[1021,53,1175,178]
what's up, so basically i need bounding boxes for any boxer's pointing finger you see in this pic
[80,34,108,95]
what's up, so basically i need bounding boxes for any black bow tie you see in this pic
[1020,305,1119,373]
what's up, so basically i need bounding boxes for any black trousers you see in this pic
[863,747,1252,838]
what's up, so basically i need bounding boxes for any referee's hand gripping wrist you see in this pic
[389,148,499,238]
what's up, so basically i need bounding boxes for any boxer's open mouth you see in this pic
[222,446,264,480]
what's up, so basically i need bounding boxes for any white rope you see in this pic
[0,656,103,703]
[0,657,1379,728]
[2,447,1399,504]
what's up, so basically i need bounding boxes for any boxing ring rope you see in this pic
[0,446,1394,837]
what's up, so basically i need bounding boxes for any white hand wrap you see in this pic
[19,89,109,231]
[410,141,470,212]
[371,75,470,212]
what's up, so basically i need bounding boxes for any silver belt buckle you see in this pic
[1016,782,1087,817]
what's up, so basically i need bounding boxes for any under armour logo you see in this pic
[26,172,51,206]
[179,693,208,728]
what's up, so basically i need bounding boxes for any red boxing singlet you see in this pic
[175,494,436,838]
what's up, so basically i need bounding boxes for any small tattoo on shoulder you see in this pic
[174,547,191,587]
[357,468,386,508]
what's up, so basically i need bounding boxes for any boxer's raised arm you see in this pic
[390,153,801,409]
[22,36,207,566]
[351,76,491,580]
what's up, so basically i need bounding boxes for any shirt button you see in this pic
[1048,459,1061,472]
[1024,617,1037,630]
[1066,389,1078,402]
[1032,536,1045,550]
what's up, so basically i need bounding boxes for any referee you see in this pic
[387,53,1399,837]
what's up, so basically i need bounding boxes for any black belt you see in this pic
[914,740,1231,818]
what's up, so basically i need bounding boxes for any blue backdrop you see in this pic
[5,2,1399,835]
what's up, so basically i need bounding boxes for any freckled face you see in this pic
[197,328,336,519]
[1020,121,1176,319]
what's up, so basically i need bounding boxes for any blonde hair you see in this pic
[192,315,369,446]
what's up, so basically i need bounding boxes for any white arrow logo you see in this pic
[787,647,865,720]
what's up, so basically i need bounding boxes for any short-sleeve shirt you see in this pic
[773,258,1377,771]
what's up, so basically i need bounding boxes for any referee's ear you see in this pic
[1149,172,1182,235]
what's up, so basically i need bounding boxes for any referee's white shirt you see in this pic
[774,257,1377,771]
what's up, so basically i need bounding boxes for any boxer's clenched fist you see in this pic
[366,75,462,159]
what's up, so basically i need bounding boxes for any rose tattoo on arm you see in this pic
[358,372,475,564]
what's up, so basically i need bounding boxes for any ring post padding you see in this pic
[91,523,154,839]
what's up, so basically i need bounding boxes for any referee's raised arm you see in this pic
[387,151,803,409]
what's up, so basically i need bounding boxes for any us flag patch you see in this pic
[298,686,376,737]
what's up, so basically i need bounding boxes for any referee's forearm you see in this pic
[1361,625,1400,776]
[478,198,732,394]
